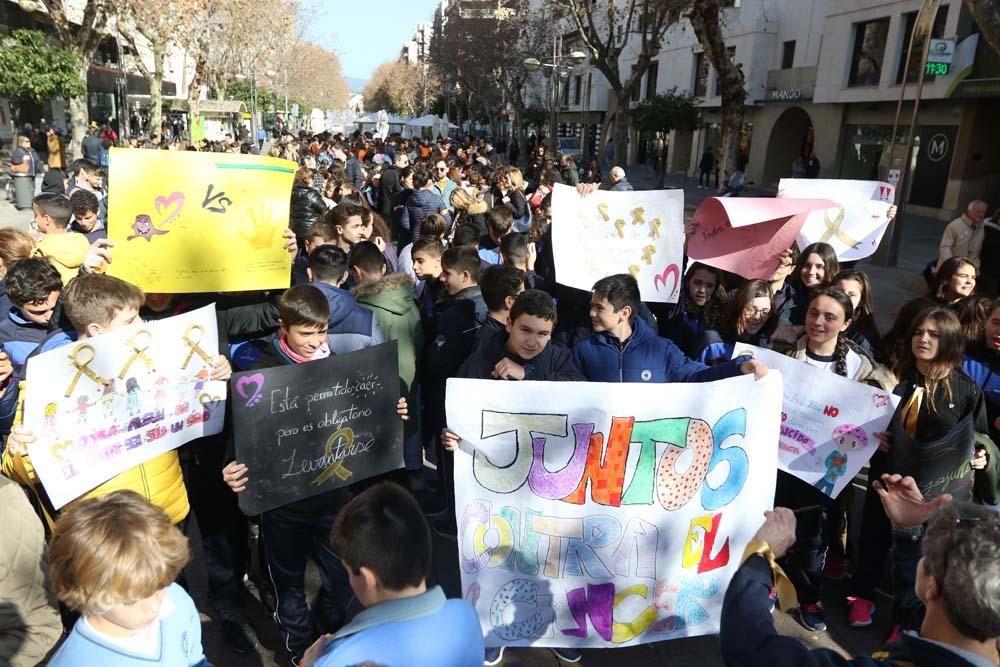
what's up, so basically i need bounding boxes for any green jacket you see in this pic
[353,272,424,396]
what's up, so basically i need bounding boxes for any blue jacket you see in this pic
[0,308,51,376]
[314,586,482,667]
[572,317,748,383]
[310,281,385,355]
[401,188,451,241]
[963,340,1000,437]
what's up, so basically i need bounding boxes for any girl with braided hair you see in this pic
[788,286,873,381]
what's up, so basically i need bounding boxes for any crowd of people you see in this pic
[1,125,999,667]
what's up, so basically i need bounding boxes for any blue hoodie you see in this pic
[0,308,51,376]
[310,281,385,354]
[573,316,750,383]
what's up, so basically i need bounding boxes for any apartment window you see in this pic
[574,74,582,105]
[782,40,796,69]
[896,5,949,84]
[848,18,891,86]
[563,76,570,106]
[646,61,659,99]
[694,52,709,97]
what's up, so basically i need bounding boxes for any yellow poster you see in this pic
[107,148,296,293]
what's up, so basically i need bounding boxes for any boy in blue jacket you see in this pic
[301,482,483,667]
[572,274,767,383]
[0,258,62,375]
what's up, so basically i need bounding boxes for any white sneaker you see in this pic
[552,647,583,663]
[484,646,505,665]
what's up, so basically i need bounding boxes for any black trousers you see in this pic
[849,451,893,601]
[774,471,833,606]
[259,503,351,658]
[181,435,249,621]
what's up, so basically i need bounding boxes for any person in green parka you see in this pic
[348,241,426,491]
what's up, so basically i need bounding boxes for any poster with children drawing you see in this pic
[22,305,226,508]
[731,345,900,498]
[551,183,685,303]
[446,373,782,649]
[778,179,895,262]
[106,148,296,293]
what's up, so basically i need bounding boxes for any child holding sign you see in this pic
[222,284,409,665]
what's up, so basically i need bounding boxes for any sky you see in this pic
[303,0,442,86]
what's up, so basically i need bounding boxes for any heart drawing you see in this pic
[154,192,186,226]
[653,264,680,299]
[235,373,265,408]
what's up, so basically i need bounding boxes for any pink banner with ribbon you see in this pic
[688,197,836,279]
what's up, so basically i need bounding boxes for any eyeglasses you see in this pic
[743,307,771,318]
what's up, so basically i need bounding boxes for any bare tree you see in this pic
[40,0,114,157]
[964,0,1000,55]
[688,0,745,193]
[553,0,680,166]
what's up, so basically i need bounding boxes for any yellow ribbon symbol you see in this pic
[641,244,657,265]
[311,428,355,486]
[614,220,626,239]
[631,207,645,225]
[118,330,156,379]
[66,344,111,396]
[597,202,610,221]
[649,218,662,239]
[181,324,213,369]
[628,264,641,280]
[818,206,861,250]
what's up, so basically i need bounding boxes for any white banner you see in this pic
[731,345,899,498]
[552,183,685,303]
[777,178,895,261]
[445,374,781,649]
[23,305,227,508]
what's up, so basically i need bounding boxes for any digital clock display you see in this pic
[924,61,950,76]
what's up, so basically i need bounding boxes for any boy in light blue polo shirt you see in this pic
[304,482,483,667]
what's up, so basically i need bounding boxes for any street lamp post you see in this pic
[523,43,585,156]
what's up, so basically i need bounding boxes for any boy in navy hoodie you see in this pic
[0,258,62,374]
[572,273,768,383]
[307,244,385,354]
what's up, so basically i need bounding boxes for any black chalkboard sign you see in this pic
[232,341,403,515]
[890,414,974,501]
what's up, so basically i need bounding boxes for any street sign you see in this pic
[927,38,955,63]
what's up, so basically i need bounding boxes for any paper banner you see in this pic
[552,183,685,302]
[232,342,403,515]
[107,148,295,293]
[446,373,781,649]
[688,197,835,279]
[778,179,895,261]
[731,345,899,498]
[22,305,226,508]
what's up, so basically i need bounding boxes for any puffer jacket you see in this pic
[572,316,749,383]
[401,188,451,242]
[289,184,328,239]
[353,272,423,394]
[0,475,62,667]
[311,281,386,354]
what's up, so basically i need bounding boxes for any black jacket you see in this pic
[289,184,327,239]
[458,329,584,381]
[378,165,403,220]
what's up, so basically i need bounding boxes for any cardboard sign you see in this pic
[446,373,782,649]
[551,184,685,303]
[232,342,403,515]
[778,179,895,261]
[689,197,834,279]
[890,415,974,501]
[107,148,295,293]
[22,305,226,508]
[732,345,899,498]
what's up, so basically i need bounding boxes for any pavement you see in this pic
[0,172,944,666]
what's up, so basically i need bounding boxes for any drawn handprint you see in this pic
[241,205,282,250]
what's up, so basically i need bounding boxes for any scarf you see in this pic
[277,335,331,364]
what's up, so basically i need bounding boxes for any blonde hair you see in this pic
[506,167,525,190]
[49,491,190,615]
[0,227,35,278]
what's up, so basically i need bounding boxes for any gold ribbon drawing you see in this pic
[118,330,156,379]
[182,324,213,369]
[311,428,355,486]
[818,206,861,249]
[641,244,657,265]
[648,218,662,239]
[66,344,110,397]
[631,207,645,225]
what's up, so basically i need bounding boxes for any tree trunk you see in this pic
[68,59,92,159]
[149,42,165,140]
[613,90,630,167]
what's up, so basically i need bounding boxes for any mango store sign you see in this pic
[446,374,782,648]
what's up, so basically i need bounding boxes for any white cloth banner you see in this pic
[446,374,782,649]
[730,345,899,498]
[552,183,685,303]
[22,304,226,508]
[777,178,895,261]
